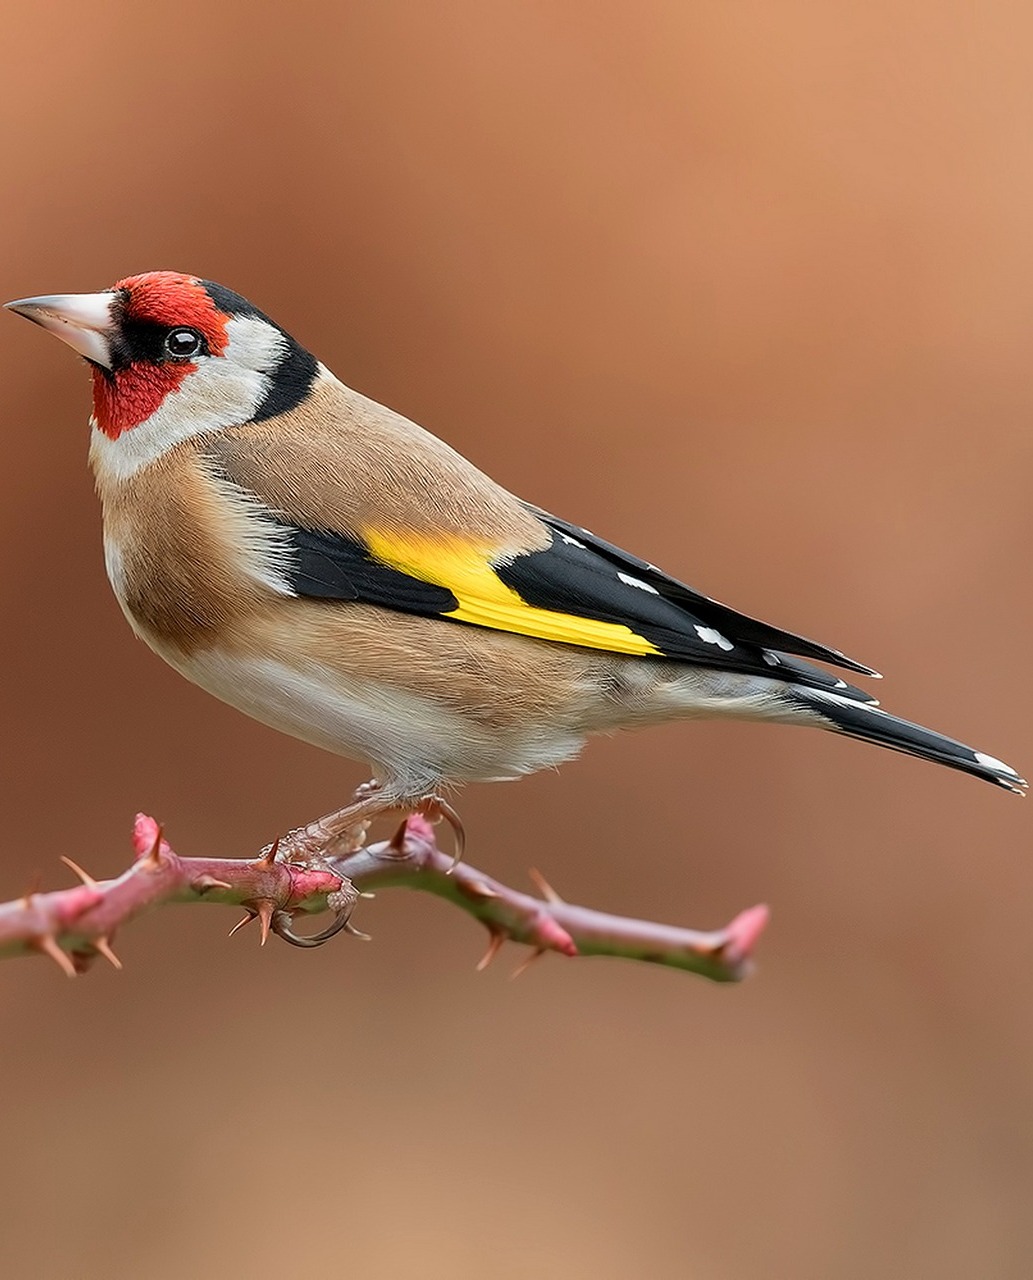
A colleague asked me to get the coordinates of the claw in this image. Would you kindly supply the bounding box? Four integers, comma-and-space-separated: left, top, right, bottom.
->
421, 796, 466, 873
271, 904, 356, 949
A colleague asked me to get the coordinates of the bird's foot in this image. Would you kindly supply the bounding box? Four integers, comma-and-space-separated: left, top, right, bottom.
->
271, 877, 365, 949
258, 820, 367, 950
417, 795, 466, 873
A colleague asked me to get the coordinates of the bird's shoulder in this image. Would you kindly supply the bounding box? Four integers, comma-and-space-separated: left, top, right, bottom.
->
204, 369, 546, 552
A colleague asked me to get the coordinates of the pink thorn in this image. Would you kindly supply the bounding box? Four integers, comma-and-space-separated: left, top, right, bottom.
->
532, 915, 579, 957
510, 947, 545, 979
132, 814, 165, 859
476, 930, 505, 972
724, 904, 770, 963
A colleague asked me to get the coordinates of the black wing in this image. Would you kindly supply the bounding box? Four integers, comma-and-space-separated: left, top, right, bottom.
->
529, 508, 879, 677
274, 513, 879, 702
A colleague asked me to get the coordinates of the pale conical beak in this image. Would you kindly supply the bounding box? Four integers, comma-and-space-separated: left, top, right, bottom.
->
4, 291, 119, 369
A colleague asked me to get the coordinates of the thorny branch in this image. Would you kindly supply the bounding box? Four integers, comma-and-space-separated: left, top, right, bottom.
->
0, 813, 768, 983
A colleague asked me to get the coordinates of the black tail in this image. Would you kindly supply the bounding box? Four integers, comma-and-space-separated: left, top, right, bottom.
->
786, 687, 1027, 794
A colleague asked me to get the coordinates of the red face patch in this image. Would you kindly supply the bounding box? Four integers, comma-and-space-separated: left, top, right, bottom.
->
91, 360, 192, 441
92, 271, 231, 440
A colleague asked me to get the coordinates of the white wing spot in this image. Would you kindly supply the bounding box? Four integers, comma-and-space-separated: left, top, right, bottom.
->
560, 533, 586, 548
618, 571, 660, 595
974, 751, 1019, 778
694, 625, 734, 651
807, 689, 888, 715
762, 651, 781, 666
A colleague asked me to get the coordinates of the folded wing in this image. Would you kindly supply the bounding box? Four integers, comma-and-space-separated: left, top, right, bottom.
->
202, 401, 878, 700
267, 505, 879, 701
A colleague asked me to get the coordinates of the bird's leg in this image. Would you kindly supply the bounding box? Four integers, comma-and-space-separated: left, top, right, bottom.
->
279, 782, 466, 872
260, 784, 386, 949
282, 780, 390, 859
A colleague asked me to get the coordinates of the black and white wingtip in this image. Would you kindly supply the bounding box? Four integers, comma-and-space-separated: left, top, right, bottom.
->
762, 651, 881, 704
969, 751, 1028, 796
787, 687, 1027, 795
828, 651, 882, 680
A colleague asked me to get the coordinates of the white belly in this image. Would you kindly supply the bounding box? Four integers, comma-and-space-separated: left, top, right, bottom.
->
157, 645, 586, 799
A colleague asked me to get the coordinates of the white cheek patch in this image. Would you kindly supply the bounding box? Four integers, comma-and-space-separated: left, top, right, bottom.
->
223, 314, 290, 373
89, 316, 288, 483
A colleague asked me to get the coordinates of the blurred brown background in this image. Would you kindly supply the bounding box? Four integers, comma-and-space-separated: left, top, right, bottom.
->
0, 3, 1031, 1277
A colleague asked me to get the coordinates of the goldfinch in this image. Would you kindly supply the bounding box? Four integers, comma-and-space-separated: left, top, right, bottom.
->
5, 272, 1025, 850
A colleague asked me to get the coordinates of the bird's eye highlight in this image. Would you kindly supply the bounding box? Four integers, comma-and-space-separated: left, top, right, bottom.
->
164, 328, 203, 359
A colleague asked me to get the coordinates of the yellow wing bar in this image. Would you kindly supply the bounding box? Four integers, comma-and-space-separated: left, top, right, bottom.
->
363, 528, 662, 657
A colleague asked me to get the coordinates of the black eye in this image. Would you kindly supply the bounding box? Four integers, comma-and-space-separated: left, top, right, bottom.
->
164, 328, 203, 359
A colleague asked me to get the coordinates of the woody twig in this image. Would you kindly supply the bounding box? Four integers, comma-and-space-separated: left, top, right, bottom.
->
0, 812, 767, 983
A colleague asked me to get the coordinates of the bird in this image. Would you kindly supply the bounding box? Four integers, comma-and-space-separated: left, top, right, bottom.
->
5, 270, 1025, 861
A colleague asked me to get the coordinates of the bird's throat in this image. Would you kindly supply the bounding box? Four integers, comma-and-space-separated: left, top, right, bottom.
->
91, 361, 194, 439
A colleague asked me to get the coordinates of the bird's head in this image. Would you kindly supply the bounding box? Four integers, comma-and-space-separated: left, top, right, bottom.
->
5, 271, 317, 448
